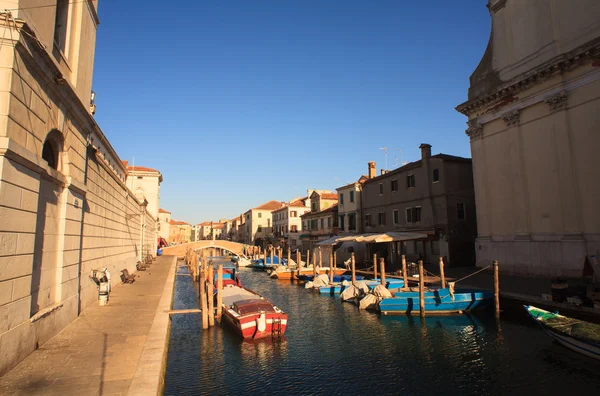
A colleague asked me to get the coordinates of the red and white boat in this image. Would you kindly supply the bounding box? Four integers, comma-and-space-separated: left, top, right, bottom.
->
220, 269, 288, 340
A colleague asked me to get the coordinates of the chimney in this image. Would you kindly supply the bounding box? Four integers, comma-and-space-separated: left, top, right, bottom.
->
380, 169, 385, 175
419, 143, 431, 159
368, 161, 376, 179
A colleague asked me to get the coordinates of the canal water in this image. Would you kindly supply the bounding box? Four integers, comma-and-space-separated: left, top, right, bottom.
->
164, 259, 600, 395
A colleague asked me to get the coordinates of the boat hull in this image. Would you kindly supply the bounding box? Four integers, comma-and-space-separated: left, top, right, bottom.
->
222, 308, 288, 340
525, 305, 600, 360
379, 289, 493, 315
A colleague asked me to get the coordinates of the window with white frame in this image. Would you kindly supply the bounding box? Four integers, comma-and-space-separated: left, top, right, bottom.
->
433, 168, 440, 183
407, 174, 415, 188
378, 212, 386, 225
393, 209, 399, 224
391, 179, 398, 192
350, 190, 355, 202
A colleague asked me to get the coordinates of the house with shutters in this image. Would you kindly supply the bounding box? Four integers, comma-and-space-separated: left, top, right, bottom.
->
360, 144, 476, 269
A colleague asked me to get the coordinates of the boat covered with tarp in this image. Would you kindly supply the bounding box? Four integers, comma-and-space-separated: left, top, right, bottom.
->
525, 305, 600, 360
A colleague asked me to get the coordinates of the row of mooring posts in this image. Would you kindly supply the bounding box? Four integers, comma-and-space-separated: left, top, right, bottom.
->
183, 248, 227, 330
346, 251, 500, 318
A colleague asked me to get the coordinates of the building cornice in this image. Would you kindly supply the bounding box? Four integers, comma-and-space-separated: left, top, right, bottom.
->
456, 37, 600, 117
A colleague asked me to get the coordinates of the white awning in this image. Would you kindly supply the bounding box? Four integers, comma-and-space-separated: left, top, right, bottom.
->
316, 232, 428, 245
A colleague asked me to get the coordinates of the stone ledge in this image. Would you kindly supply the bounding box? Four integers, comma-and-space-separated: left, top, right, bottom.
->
127, 255, 176, 396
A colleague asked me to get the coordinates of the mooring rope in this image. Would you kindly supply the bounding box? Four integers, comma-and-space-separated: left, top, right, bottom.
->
453, 265, 493, 284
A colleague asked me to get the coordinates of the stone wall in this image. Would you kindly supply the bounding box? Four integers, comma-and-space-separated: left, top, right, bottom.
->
0, 13, 157, 376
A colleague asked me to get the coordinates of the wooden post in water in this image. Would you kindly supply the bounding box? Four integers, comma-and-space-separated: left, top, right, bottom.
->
207, 265, 215, 327
306, 249, 310, 269
313, 251, 317, 278
295, 250, 301, 278
318, 248, 322, 271
493, 260, 500, 318
264, 250, 268, 266
439, 256, 446, 289
216, 264, 223, 322
373, 253, 378, 280
270, 248, 274, 267
402, 255, 408, 290
287, 248, 291, 267
380, 258, 386, 286
329, 253, 334, 284
200, 264, 208, 329
351, 252, 356, 286
333, 251, 336, 271
418, 260, 425, 317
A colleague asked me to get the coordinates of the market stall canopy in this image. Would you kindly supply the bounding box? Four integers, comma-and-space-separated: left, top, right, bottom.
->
316, 232, 428, 246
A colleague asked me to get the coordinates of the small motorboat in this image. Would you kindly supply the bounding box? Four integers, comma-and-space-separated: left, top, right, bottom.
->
219, 269, 288, 340
524, 305, 600, 360
378, 288, 493, 315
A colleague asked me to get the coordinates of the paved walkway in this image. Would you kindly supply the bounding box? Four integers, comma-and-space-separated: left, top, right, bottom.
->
0, 255, 177, 396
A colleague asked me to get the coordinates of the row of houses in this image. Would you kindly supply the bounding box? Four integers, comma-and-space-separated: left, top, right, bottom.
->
192, 143, 477, 270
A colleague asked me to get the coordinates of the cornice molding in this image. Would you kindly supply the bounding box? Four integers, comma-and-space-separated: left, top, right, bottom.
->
487, 0, 507, 13
456, 37, 600, 116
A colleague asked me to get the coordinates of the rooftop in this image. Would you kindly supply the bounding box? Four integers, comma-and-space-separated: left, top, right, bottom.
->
363, 153, 471, 184
253, 200, 285, 211
158, 208, 171, 214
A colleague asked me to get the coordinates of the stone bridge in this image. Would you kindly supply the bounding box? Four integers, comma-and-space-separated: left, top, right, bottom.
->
161, 240, 248, 257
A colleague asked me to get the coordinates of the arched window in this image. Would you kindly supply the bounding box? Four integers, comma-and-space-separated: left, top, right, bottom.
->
42, 129, 64, 171
42, 139, 58, 169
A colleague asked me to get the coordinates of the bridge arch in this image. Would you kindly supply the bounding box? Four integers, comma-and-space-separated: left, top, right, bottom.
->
161, 240, 249, 258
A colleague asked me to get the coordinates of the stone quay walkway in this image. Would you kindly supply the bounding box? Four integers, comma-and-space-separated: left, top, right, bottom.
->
0, 255, 177, 396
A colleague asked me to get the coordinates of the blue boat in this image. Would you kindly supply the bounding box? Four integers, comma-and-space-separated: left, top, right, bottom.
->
378, 288, 493, 315
247, 255, 286, 269
319, 278, 405, 295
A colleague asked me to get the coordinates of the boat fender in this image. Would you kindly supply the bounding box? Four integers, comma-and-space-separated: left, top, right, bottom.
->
257, 312, 267, 332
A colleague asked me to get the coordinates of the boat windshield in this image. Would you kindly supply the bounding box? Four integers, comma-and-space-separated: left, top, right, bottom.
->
234, 299, 276, 315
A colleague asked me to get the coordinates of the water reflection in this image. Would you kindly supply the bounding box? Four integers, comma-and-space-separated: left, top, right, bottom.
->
164, 260, 600, 396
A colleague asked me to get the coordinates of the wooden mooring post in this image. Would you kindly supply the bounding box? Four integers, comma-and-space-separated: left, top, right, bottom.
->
493, 260, 500, 318
373, 253, 378, 280
287, 248, 291, 267
216, 264, 223, 322
351, 252, 356, 286
313, 251, 318, 278
270, 248, 274, 267
200, 262, 208, 330
418, 260, 425, 317
329, 253, 334, 284
380, 257, 386, 286
207, 264, 215, 327
319, 248, 323, 270
402, 255, 408, 290
439, 256, 446, 289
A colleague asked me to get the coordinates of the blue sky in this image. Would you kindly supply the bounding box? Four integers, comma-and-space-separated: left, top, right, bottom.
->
92, 1, 491, 224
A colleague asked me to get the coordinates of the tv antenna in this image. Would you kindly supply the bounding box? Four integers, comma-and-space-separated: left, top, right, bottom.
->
380, 147, 388, 171
395, 148, 406, 166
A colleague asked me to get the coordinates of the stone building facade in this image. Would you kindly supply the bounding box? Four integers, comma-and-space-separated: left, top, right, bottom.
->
456, 0, 600, 276
0, 2, 157, 375
243, 200, 284, 246
361, 144, 476, 268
